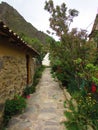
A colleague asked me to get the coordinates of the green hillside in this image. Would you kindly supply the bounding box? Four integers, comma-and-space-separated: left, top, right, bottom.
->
0, 2, 51, 52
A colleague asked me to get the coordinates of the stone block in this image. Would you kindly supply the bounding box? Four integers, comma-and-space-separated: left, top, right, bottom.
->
0, 60, 3, 71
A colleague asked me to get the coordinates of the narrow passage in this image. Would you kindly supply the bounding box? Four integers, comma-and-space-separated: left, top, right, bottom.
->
6, 68, 65, 130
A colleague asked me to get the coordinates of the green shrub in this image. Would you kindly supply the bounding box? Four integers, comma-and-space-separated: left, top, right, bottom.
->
23, 65, 45, 97
33, 65, 45, 86
23, 86, 36, 97
3, 95, 26, 126
64, 93, 98, 130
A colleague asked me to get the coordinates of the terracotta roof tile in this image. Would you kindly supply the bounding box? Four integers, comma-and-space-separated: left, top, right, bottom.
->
0, 21, 40, 56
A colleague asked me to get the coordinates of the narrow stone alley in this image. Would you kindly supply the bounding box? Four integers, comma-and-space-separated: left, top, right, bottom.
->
6, 68, 66, 130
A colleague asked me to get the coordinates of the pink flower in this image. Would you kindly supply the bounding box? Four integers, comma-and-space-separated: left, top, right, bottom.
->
26, 95, 30, 99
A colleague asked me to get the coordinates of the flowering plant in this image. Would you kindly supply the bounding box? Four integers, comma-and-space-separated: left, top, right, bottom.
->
64, 92, 98, 130
91, 83, 97, 93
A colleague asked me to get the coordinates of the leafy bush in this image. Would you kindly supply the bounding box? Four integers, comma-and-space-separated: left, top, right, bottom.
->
3, 95, 26, 126
23, 65, 45, 97
23, 86, 36, 97
64, 93, 98, 130
33, 65, 45, 86
44, 2, 98, 129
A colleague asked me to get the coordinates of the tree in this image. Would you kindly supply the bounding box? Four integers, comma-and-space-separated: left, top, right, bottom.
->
44, 0, 79, 39
44, 0, 96, 89
45, 1, 98, 129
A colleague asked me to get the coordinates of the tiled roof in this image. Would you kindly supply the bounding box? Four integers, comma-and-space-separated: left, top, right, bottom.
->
89, 14, 98, 38
0, 21, 40, 56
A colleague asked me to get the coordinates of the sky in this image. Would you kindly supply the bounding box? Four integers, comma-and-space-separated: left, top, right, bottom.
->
0, 0, 98, 39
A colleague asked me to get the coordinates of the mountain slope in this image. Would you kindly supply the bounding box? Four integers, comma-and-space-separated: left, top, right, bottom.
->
0, 2, 50, 45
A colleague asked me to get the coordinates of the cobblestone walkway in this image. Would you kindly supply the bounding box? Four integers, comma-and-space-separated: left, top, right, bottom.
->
6, 68, 66, 130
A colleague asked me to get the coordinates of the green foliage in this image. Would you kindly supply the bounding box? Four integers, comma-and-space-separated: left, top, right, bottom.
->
67, 78, 79, 93
23, 86, 36, 97
19, 33, 47, 61
20, 34, 43, 52
45, 1, 98, 129
23, 65, 45, 97
92, 77, 98, 85
74, 58, 98, 86
44, 0, 79, 37
64, 93, 98, 130
33, 65, 45, 86
20, 33, 52, 63
0, 2, 50, 45
74, 58, 82, 64
45, 0, 97, 93
3, 95, 26, 126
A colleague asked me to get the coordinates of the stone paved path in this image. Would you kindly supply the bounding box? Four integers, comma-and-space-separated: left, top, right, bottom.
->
6, 68, 66, 130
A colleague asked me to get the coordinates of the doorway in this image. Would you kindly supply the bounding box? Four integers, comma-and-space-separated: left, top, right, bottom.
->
26, 55, 30, 85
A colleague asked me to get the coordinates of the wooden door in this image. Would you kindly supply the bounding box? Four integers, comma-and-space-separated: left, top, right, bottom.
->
26, 55, 30, 85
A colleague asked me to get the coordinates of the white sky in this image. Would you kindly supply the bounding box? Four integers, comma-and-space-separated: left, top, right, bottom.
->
0, 0, 98, 38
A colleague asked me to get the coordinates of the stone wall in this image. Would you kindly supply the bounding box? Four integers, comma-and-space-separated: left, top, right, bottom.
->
0, 55, 27, 126
0, 56, 27, 103
0, 38, 36, 127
